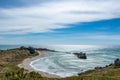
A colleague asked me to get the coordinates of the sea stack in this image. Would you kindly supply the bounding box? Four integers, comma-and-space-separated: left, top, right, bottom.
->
73, 52, 87, 59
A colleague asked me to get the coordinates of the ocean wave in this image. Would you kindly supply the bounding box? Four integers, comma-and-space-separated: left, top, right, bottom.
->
30, 45, 120, 77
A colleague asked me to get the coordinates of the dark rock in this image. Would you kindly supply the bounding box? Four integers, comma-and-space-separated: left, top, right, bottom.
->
105, 63, 113, 67
108, 63, 113, 66
28, 46, 36, 54
73, 52, 87, 59
78, 73, 81, 76
95, 67, 103, 69
114, 58, 120, 68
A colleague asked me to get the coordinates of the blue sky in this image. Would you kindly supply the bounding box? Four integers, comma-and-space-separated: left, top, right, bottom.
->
0, 0, 120, 45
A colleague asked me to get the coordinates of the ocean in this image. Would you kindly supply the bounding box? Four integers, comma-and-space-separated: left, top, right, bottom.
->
0, 45, 120, 77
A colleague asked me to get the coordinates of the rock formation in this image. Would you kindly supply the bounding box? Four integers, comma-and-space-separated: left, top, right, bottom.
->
114, 58, 120, 68
73, 52, 87, 59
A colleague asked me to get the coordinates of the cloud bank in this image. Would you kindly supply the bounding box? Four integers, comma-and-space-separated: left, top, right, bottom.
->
0, 0, 120, 34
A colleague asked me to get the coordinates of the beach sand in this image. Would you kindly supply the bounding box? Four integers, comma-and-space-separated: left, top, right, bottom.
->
18, 50, 61, 78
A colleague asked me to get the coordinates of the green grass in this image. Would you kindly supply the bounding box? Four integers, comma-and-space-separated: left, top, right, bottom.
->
0, 49, 120, 80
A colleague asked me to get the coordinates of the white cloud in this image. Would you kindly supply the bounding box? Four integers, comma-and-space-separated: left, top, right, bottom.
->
0, 0, 120, 34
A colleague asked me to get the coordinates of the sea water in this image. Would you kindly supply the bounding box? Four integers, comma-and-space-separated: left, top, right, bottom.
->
30, 45, 120, 77
0, 45, 120, 77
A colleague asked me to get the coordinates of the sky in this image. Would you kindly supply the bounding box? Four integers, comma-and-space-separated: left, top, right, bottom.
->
0, 0, 120, 45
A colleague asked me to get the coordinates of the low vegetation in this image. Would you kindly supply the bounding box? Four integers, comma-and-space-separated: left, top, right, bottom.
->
0, 48, 120, 80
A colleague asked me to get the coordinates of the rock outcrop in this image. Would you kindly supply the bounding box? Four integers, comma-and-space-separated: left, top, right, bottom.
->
28, 46, 36, 54
73, 52, 87, 59
114, 58, 120, 68
20, 46, 36, 54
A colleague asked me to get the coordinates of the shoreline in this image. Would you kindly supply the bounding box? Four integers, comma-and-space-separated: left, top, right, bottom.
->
17, 49, 118, 79
17, 50, 61, 78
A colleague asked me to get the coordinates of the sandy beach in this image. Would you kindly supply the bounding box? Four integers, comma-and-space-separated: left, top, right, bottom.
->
18, 50, 61, 78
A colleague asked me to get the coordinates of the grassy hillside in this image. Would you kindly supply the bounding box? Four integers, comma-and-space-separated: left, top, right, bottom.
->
0, 48, 120, 80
